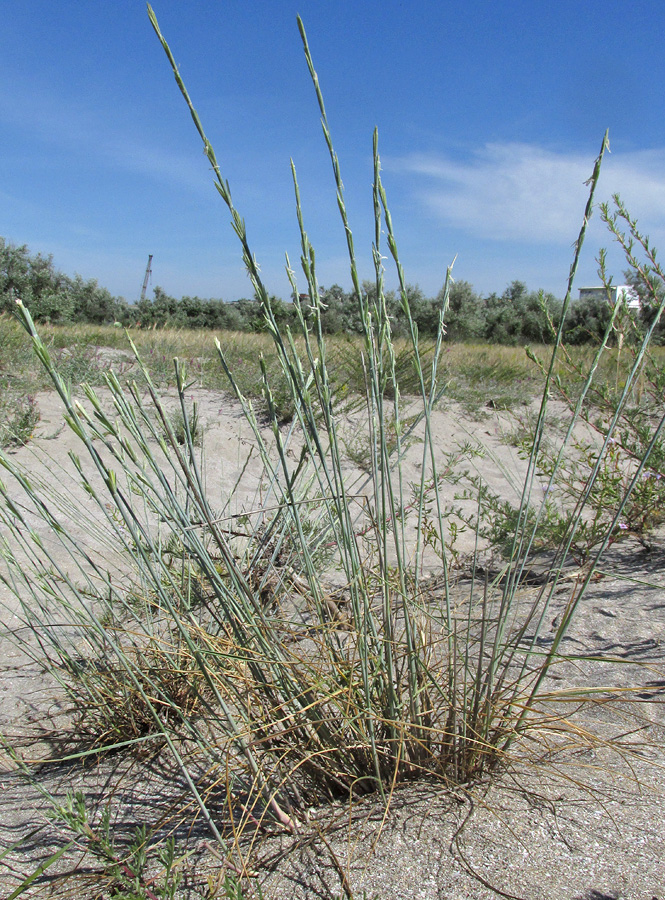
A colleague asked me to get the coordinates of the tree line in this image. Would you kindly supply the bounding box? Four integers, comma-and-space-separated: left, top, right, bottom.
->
2, 237, 660, 344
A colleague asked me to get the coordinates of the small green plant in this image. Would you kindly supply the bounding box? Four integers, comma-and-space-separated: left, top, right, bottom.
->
0, 393, 40, 449
48, 791, 182, 900
3, 775, 182, 900
216, 872, 263, 900
490, 262, 665, 562
529, 428, 665, 558
454, 380, 665, 565
343, 411, 417, 474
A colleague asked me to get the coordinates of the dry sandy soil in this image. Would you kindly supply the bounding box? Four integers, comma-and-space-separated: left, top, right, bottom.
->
0, 386, 663, 899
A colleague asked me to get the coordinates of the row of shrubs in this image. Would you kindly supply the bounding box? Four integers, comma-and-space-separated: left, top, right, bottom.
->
0, 238, 126, 326
2, 236, 659, 344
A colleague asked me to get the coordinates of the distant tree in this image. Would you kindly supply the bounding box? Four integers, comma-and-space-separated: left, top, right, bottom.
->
216, 302, 246, 331
481, 281, 560, 345
441, 280, 485, 341
267, 295, 297, 330
317, 285, 362, 334
518, 288, 561, 343
0, 239, 33, 312
562, 292, 613, 344
233, 296, 265, 331
134, 286, 179, 327
388, 284, 424, 337
623, 268, 665, 344
70, 274, 128, 324
1, 237, 127, 324
29, 288, 75, 323
407, 285, 439, 337
482, 282, 525, 344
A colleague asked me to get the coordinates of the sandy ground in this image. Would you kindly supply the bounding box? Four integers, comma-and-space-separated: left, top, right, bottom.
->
0, 385, 663, 899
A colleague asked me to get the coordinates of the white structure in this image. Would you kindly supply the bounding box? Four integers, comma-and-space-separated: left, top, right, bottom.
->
578, 285, 640, 309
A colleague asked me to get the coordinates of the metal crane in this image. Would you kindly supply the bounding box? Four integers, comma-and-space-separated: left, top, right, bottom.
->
139, 254, 153, 302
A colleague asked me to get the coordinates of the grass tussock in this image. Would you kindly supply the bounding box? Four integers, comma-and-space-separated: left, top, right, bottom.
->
1, 8, 664, 897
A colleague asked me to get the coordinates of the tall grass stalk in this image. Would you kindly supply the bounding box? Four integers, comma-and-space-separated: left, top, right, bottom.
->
1, 7, 662, 883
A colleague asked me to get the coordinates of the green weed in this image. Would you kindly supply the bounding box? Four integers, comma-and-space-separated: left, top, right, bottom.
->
0, 393, 40, 449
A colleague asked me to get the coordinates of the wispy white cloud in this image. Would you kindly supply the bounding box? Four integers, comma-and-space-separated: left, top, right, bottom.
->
0, 85, 209, 195
390, 143, 665, 246
601, 149, 665, 227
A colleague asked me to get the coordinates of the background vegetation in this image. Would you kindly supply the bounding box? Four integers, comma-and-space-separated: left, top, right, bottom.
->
5, 235, 661, 345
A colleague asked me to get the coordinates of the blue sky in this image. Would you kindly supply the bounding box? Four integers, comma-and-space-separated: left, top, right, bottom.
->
2, 0, 665, 304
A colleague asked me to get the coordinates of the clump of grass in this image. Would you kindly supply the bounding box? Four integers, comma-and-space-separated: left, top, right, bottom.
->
1, 7, 663, 892
65, 636, 210, 753
442, 344, 544, 415
166, 400, 202, 447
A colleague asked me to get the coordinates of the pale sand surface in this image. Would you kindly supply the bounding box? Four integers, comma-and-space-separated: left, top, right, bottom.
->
1, 387, 663, 898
